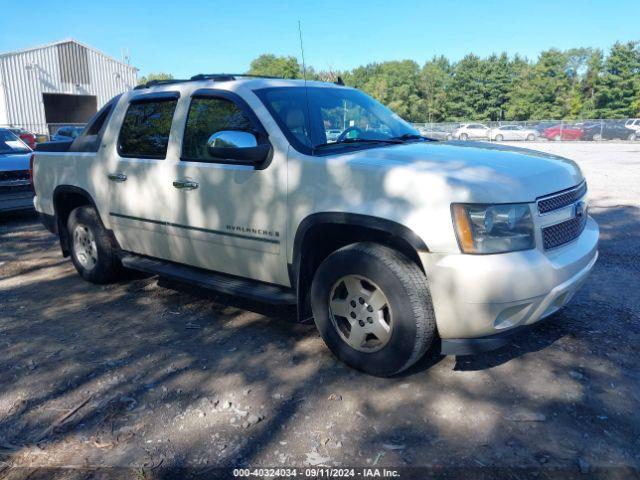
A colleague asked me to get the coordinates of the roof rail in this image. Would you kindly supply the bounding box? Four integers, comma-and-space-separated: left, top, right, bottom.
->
133, 73, 286, 90
190, 73, 283, 81
133, 78, 190, 90
190, 73, 236, 81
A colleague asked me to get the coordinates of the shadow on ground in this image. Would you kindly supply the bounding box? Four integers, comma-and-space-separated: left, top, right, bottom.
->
0, 205, 638, 476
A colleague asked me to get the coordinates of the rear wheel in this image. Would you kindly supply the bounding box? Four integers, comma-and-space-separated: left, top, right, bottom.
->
311, 243, 436, 377
68, 206, 121, 284
592, 133, 602, 141
459, 133, 468, 141
526, 133, 535, 141
628, 133, 637, 141
553, 134, 562, 141
495, 134, 503, 142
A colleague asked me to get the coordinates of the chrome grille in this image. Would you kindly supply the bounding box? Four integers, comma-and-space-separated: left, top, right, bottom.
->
542, 214, 587, 250
538, 182, 587, 214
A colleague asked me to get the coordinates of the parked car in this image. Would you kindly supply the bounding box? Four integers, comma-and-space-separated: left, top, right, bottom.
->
542, 124, 583, 141
531, 121, 558, 136
581, 121, 636, 141
489, 125, 538, 141
51, 126, 85, 141
8, 127, 36, 150
32, 74, 598, 377
452, 123, 490, 140
0, 129, 34, 214
624, 118, 640, 134
418, 126, 452, 141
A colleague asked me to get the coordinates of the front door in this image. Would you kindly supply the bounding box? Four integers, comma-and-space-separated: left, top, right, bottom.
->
157, 90, 289, 286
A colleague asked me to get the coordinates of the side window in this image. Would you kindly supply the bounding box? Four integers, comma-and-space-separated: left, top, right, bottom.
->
86, 104, 112, 135
182, 97, 254, 162
118, 99, 177, 159
69, 97, 120, 153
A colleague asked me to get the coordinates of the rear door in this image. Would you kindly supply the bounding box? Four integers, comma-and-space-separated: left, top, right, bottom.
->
511, 126, 526, 140
470, 124, 488, 139
105, 92, 182, 259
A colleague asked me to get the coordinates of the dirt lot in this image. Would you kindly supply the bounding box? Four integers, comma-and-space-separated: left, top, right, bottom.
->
1, 143, 639, 479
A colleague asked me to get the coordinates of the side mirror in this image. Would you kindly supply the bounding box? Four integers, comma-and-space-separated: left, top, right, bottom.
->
207, 130, 270, 164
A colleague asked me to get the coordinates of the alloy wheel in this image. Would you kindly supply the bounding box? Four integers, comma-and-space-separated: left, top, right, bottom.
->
328, 274, 393, 353
73, 224, 98, 270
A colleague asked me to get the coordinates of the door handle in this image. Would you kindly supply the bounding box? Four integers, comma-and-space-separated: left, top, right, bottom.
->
107, 172, 127, 182
172, 179, 199, 190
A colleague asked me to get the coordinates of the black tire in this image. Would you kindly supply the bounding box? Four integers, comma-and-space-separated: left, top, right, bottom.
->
310, 242, 436, 377
526, 134, 535, 141
628, 133, 637, 141
67, 206, 121, 284
495, 134, 503, 142
459, 133, 468, 141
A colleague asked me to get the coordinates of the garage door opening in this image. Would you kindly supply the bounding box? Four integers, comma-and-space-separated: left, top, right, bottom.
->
43, 93, 97, 134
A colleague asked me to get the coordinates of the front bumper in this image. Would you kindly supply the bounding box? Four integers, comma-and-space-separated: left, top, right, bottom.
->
420, 216, 599, 353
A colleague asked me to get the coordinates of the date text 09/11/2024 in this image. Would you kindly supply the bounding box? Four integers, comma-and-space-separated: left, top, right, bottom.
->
232, 467, 401, 477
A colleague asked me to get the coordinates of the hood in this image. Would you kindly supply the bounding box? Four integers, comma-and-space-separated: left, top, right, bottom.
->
0, 152, 31, 172
339, 140, 583, 203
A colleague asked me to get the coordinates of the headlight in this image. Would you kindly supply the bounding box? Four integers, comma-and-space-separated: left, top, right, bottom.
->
452, 203, 535, 254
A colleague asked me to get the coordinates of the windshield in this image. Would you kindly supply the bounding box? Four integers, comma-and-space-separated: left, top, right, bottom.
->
255, 86, 421, 154
0, 130, 30, 154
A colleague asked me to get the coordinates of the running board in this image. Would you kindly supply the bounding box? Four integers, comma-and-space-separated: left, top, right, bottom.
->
121, 254, 296, 305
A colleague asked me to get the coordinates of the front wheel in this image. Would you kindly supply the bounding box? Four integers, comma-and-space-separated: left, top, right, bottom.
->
68, 206, 121, 284
459, 133, 468, 141
526, 134, 535, 141
494, 134, 503, 142
311, 243, 436, 377
628, 133, 637, 141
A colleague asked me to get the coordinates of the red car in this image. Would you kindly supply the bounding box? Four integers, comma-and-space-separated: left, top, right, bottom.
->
543, 124, 583, 141
8, 128, 36, 149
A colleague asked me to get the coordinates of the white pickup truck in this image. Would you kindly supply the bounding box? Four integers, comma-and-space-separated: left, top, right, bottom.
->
32, 74, 599, 376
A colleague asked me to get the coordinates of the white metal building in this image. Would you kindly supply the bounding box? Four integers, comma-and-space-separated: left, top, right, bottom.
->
0, 39, 137, 134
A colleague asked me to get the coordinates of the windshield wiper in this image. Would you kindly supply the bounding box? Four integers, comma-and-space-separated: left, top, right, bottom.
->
390, 133, 437, 142
313, 138, 403, 150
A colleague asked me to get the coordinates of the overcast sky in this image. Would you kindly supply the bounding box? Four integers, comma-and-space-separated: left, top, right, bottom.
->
1, 0, 638, 77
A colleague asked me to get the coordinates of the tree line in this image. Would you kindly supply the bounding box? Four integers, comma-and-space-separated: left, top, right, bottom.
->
140, 41, 640, 123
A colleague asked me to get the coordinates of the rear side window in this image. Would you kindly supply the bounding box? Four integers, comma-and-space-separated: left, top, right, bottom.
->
118, 99, 177, 158
69, 96, 121, 153
85, 102, 113, 135
182, 97, 253, 161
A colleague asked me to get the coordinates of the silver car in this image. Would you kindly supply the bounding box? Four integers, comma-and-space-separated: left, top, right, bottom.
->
452, 123, 490, 140
418, 126, 452, 141
490, 125, 538, 141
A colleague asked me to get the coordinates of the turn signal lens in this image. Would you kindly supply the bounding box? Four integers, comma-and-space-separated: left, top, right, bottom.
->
452, 204, 474, 253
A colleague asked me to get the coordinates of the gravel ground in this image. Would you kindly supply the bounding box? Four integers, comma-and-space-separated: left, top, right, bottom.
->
0, 143, 639, 479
